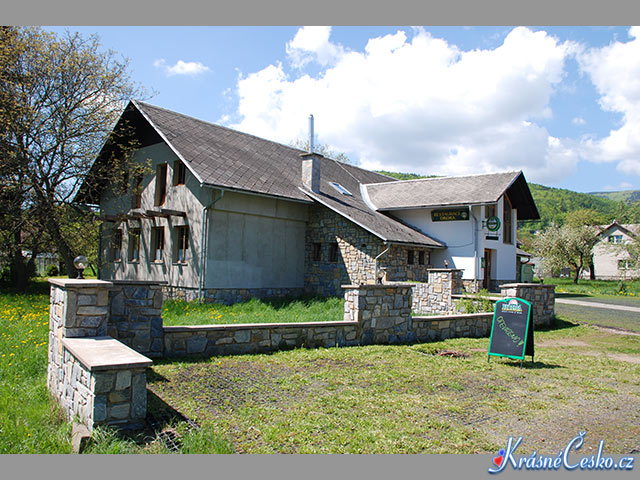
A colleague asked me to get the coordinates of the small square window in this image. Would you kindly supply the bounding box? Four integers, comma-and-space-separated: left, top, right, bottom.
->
151, 227, 164, 262
128, 228, 141, 262
312, 242, 322, 262
407, 250, 415, 265
328, 243, 339, 263
175, 226, 189, 263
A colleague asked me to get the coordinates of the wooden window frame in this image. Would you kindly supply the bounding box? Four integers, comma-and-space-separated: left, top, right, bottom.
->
111, 229, 122, 262
128, 228, 141, 263
503, 195, 513, 245
175, 226, 189, 264
151, 227, 164, 263
173, 161, 186, 186
418, 250, 425, 265
131, 174, 143, 209
407, 250, 415, 265
155, 163, 168, 207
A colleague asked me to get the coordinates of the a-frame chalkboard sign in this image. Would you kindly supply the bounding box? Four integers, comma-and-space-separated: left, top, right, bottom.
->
488, 297, 534, 367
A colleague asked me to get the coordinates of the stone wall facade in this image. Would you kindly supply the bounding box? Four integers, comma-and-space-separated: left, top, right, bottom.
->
500, 283, 556, 327
108, 281, 165, 357
304, 205, 432, 297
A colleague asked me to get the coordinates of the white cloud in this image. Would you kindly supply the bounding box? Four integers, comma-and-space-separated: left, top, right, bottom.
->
577, 27, 640, 175
286, 26, 344, 69
154, 58, 210, 76
572, 117, 586, 125
231, 26, 577, 184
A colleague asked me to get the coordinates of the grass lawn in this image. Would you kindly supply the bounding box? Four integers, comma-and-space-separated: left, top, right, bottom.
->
162, 296, 344, 326
550, 277, 640, 298
555, 303, 640, 333
1, 279, 639, 454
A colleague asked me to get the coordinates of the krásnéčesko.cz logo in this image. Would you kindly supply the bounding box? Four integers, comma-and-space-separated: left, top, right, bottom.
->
488, 432, 634, 473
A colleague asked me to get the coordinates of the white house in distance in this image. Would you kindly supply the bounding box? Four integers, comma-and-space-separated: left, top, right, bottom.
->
75, 101, 540, 302
586, 221, 640, 280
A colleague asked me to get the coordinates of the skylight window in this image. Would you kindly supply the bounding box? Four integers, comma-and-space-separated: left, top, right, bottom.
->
329, 182, 353, 196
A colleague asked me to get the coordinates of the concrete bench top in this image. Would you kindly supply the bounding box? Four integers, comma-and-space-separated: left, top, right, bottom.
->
49, 278, 114, 288
62, 336, 152, 371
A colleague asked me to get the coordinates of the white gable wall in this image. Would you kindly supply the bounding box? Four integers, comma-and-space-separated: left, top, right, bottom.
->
592, 225, 640, 279
390, 195, 518, 287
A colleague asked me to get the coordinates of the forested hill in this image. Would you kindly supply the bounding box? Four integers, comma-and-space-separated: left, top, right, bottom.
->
522, 183, 621, 231
590, 189, 640, 204
376, 171, 636, 232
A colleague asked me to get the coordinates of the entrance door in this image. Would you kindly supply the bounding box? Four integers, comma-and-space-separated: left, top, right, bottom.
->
483, 249, 492, 290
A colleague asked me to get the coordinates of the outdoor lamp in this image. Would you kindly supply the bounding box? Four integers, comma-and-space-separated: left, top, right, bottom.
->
74, 255, 89, 279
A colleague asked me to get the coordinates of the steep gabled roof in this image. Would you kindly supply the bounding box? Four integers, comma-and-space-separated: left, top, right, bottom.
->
597, 221, 640, 238
363, 171, 540, 220
77, 101, 444, 247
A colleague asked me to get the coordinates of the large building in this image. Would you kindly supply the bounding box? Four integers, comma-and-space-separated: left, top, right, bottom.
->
76, 101, 539, 303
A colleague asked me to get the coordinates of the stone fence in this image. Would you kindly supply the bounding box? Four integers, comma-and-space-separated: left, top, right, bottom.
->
48, 278, 555, 431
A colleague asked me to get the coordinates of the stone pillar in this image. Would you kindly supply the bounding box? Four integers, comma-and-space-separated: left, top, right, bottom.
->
47, 278, 153, 432
425, 269, 464, 314
500, 283, 556, 327
343, 284, 414, 345
107, 281, 165, 357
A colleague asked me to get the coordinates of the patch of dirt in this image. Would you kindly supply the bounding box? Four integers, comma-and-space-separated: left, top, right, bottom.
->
593, 326, 640, 337
537, 339, 591, 348
607, 353, 640, 364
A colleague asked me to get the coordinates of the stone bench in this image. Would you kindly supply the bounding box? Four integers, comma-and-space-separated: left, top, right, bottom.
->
57, 336, 152, 431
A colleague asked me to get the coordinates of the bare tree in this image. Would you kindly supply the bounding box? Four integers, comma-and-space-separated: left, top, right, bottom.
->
0, 27, 146, 282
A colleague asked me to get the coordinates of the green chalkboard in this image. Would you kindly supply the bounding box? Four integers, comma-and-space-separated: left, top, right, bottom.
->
488, 297, 534, 362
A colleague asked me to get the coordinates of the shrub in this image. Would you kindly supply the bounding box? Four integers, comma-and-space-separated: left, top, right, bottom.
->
455, 289, 495, 314
45, 265, 59, 277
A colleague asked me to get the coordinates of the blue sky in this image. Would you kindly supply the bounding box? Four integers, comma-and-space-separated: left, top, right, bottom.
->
47, 26, 640, 193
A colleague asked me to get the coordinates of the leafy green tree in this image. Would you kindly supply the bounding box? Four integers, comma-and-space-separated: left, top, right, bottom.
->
0, 27, 145, 284
533, 224, 598, 284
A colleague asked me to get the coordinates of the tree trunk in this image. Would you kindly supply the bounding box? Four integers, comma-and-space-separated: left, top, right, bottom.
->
589, 262, 595, 280
10, 229, 31, 291
40, 203, 78, 278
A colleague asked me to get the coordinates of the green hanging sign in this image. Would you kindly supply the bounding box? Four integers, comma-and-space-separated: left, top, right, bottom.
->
486, 216, 501, 232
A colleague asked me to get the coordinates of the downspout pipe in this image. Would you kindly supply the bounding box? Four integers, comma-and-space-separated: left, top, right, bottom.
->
374, 242, 391, 284
199, 188, 225, 301
470, 208, 480, 292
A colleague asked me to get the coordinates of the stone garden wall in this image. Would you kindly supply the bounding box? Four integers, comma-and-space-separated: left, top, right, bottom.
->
48, 277, 556, 431
400, 269, 464, 315
500, 283, 556, 327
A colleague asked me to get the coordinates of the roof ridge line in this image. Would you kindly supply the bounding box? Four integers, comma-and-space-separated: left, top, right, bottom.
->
363, 170, 522, 188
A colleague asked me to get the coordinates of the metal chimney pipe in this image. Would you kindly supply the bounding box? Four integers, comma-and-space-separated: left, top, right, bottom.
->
308, 114, 314, 153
